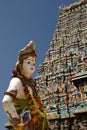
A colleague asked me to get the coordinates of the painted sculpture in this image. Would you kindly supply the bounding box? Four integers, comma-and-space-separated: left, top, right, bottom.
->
2, 41, 50, 130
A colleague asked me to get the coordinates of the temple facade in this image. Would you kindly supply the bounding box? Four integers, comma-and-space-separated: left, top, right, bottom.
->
5, 0, 87, 130
35, 0, 87, 130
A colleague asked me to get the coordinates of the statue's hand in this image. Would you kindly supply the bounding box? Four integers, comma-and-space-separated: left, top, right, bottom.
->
9, 117, 21, 129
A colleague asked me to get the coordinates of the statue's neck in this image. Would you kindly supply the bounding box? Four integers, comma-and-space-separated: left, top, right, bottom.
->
21, 69, 31, 80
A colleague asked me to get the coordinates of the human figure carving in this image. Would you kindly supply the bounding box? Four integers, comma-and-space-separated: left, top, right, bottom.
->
2, 41, 50, 130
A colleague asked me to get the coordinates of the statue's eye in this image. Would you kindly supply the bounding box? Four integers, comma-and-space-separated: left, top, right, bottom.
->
33, 63, 35, 66
27, 61, 30, 64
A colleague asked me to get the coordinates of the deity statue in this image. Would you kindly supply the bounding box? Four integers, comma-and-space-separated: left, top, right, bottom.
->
2, 41, 50, 130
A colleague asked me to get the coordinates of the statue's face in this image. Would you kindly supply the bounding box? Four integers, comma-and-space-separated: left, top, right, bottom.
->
22, 56, 36, 78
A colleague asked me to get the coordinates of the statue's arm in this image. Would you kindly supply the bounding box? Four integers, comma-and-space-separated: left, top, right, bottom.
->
2, 78, 22, 126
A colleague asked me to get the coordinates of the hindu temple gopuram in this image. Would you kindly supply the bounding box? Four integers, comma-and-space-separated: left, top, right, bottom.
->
35, 0, 87, 130
5, 0, 87, 130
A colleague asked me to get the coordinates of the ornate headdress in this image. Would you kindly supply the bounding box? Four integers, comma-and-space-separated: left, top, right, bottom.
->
15, 41, 37, 69
18, 41, 37, 61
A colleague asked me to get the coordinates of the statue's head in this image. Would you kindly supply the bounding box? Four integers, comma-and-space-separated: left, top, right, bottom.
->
16, 41, 37, 78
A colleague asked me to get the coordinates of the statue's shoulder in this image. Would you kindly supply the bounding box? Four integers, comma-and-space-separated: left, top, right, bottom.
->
8, 77, 23, 90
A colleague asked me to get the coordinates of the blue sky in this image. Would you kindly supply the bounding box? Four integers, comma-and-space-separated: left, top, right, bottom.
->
0, 0, 77, 129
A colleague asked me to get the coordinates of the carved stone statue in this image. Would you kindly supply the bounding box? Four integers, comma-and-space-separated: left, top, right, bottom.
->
2, 41, 50, 130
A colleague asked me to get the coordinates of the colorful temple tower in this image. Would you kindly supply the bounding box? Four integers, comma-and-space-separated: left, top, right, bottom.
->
5, 0, 87, 129
34, 0, 87, 129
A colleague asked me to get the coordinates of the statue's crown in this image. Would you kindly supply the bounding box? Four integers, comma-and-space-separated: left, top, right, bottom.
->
18, 41, 37, 61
